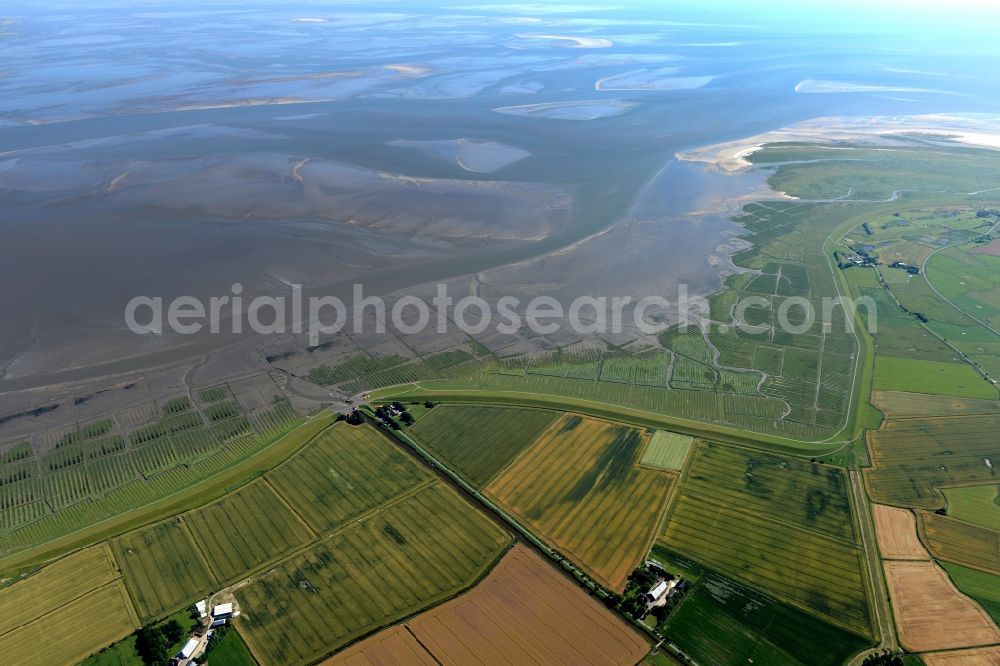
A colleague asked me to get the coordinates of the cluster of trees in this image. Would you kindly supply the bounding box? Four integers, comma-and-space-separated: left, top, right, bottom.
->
374, 402, 416, 428
861, 650, 905, 666
134, 619, 185, 666
889, 261, 920, 275
373, 405, 402, 429
338, 409, 364, 425
203, 625, 228, 659
612, 565, 682, 625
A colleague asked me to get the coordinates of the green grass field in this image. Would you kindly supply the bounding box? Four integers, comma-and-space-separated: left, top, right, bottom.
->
943, 484, 1000, 530
81, 608, 198, 666
639, 431, 694, 471
941, 561, 1000, 625
235, 482, 509, 665
873, 356, 997, 399
266, 424, 430, 534
206, 628, 257, 666
81, 634, 143, 666
665, 570, 871, 666
112, 518, 218, 620
407, 405, 559, 486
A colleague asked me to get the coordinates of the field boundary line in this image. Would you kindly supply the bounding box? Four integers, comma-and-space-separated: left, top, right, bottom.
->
259, 476, 320, 541
875, 411, 1000, 421
916, 511, 1000, 577
310, 478, 440, 546
921, 217, 1000, 338
407, 404, 561, 488
367, 411, 672, 658
307, 536, 514, 665
177, 516, 222, 590
101, 540, 143, 628
651, 440, 699, 543
403, 625, 444, 666
0, 577, 133, 639
178, 477, 446, 655
231, 476, 439, 595
481, 411, 569, 486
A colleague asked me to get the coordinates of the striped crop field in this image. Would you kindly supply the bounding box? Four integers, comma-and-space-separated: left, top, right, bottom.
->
921, 512, 1000, 575
486, 414, 672, 591
871, 390, 1000, 419
680, 442, 855, 540
639, 431, 694, 471
235, 482, 510, 666
664, 572, 871, 666
660, 444, 871, 636
111, 518, 218, 620
183, 479, 315, 584
0, 580, 138, 666
266, 423, 430, 534
0, 545, 138, 666
865, 415, 1000, 508
408, 405, 560, 486
0, 544, 121, 629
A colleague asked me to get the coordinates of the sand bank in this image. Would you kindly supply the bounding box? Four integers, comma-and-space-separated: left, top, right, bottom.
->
795, 79, 967, 96
510, 33, 613, 48
677, 114, 1000, 172
494, 100, 636, 120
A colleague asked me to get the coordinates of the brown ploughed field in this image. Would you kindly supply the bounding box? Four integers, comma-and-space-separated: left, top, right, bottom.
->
324, 546, 649, 665
884, 560, 1000, 652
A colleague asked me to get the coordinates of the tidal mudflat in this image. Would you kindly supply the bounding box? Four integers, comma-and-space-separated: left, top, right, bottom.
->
2, 0, 999, 418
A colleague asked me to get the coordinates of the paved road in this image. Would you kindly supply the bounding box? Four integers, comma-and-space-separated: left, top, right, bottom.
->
848, 468, 898, 664
919, 218, 1000, 341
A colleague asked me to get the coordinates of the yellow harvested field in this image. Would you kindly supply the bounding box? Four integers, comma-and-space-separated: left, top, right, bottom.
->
923, 646, 1000, 665
0, 579, 138, 666
884, 560, 1000, 652
327, 627, 437, 666
0, 544, 119, 630
486, 415, 672, 591
871, 391, 1000, 419
921, 512, 1000, 575
325, 547, 649, 665
872, 505, 928, 560
0, 543, 139, 665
